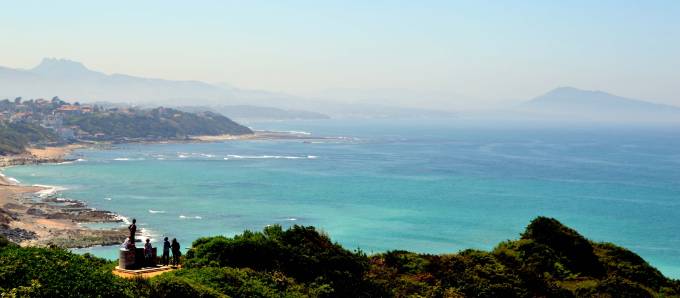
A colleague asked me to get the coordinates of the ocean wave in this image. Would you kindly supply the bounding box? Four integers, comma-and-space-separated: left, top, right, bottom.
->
104, 197, 113, 201
113, 157, 145, 161
175, 153, 217, 159
148, 209, 166, 214
138, 227, 157, 242
7, 177, 21, 184
33, 184, 68, 198
179, 215, 202, 219
271, 130, 312, 135
114, 214, 131, 225
224, 154, 317, 160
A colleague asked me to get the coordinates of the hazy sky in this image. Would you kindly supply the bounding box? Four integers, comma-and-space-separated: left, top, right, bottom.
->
1, 1, 678, 107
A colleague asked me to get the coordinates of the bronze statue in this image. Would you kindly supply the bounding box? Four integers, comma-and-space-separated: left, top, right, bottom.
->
128, 218, 137, 242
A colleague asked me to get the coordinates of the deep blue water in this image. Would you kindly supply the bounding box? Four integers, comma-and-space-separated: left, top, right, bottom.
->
4, 119, 680, 277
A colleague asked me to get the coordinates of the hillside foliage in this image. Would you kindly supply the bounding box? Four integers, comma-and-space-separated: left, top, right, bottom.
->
64, 108, 252, 140
0, 122, 58, 155
1, 217, 679, 297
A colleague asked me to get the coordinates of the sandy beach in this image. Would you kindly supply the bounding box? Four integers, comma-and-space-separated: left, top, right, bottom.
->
27, 144, 85, 160
0, 144, 127, 248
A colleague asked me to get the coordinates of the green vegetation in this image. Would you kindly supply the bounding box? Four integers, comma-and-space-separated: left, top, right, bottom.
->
0, 122, 58, 155
64, 108, 252, 140
0, 97, 252, 154
0, 241, 132, 297
1, 217, 679, 297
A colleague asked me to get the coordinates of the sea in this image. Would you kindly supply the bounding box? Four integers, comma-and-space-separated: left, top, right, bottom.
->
4, 119, 680, 278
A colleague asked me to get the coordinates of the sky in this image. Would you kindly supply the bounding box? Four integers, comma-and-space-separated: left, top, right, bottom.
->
1, 1, 678, 108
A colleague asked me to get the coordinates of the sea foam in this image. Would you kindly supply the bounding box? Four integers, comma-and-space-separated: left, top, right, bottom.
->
224, 154, 317, 160
33, 184, 68, 198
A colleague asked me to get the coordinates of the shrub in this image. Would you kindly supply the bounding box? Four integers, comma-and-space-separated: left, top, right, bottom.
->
186, 225, 380, 297
521, 217, 604, 277
0, 246, 133, 297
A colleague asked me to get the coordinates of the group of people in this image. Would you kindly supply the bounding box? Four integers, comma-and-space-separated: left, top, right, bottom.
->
122, 218, 182, 267
159, 237, 181, 266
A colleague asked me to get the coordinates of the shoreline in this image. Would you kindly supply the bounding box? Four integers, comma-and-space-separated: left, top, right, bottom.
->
0, 144, 128, 248
0, 131, 319, 249
0, 174, 128, 248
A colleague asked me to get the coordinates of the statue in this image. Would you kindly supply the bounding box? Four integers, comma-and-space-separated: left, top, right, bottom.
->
119, 218, 138, 269
128, 218, 137, 243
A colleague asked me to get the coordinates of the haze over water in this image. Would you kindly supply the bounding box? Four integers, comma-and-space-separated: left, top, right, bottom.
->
5, 119, 680, 277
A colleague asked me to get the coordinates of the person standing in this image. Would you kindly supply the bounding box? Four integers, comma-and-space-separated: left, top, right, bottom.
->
171, 238, 181, 267
162, 237, 171, 266
144, 238, 153, 267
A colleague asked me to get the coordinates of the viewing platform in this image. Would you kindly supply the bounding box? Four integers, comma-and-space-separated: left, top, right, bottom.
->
113, 265, 179, 279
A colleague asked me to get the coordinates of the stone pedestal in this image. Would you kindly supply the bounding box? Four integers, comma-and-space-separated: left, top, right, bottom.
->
135, 248, 145, 268
119, 249, 136, 269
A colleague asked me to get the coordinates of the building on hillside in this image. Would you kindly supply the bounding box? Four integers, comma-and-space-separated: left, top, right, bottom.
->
80, 105, 94, 113
56, 105, 82, 116
10, 112, 32, 122
41, 114, 64, 129
58, 127, 76, 141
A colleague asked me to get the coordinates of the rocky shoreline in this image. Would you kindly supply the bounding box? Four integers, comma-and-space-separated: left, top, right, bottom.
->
0, 132, 318, 249
0, 145, 128, 249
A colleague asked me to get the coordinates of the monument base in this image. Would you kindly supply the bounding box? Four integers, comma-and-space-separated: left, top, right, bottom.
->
118, 249, 136, 269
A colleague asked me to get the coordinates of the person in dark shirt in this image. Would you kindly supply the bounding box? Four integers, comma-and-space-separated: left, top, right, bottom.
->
171, 238, 181, 266
162, 237, 171, 266
143, 238, 153, 267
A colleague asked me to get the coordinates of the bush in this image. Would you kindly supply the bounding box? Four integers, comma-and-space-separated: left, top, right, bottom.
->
150, 275, 223, 298
0, 246, 133, 297
521, 217, 604, 277
153, 267, 330, 298
186, 225, 381, 297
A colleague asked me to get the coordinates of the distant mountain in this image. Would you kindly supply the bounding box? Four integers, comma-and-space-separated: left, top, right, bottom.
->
0, 58, 463, 119
521, 87, 680, 122
1, 58, 221, 104
0, 58, 302, 107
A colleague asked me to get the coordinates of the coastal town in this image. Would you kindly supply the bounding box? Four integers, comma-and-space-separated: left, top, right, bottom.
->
0, 96, 253, 157
2, 96, 112, 142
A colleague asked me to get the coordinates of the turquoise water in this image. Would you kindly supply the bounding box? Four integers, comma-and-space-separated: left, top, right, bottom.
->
4, 119, 680, 277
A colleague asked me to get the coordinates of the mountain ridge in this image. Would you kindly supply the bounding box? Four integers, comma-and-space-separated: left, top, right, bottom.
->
0, 58, 292, 106
520, 86, 680, 122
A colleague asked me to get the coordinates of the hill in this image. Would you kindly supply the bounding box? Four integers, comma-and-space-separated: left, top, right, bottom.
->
1, 216, 678, 297
0, 98, 252, 155
521, 87, 680, 122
